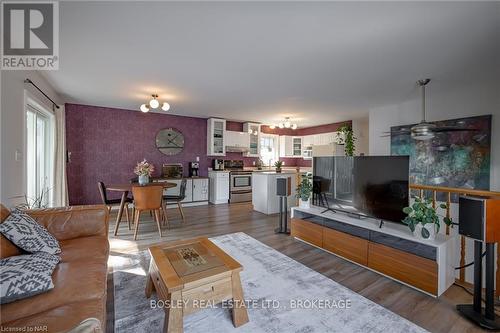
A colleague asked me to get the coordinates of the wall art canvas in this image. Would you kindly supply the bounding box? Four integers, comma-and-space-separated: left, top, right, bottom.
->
390, 115, 491, 193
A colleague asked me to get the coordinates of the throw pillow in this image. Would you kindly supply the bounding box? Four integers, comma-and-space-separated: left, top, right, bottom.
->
0, 212, 61, 255
0, 252, 60, 304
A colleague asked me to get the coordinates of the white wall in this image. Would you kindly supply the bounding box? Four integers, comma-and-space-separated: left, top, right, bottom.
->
369, 79, 500, 190
352, 116, 369, 156
1, 71, 63, 207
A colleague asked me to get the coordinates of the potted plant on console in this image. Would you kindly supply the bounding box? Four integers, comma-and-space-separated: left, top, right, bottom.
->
402, 196, 452, 240
274, 160, 283, 173
134, 159, 155, 185
296, 173, 313, 209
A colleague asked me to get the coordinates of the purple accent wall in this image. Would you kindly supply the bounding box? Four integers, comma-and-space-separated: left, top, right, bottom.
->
65, 104, 350, 204
65, 104, 258, 205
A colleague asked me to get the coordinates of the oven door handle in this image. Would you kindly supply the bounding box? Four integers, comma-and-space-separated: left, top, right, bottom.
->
231, 190, 252, 194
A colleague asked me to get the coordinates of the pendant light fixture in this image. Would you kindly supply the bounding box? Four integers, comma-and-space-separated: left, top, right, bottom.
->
411, 79, 436, 140
140, 94, 171, 113
270, 117, 298, 130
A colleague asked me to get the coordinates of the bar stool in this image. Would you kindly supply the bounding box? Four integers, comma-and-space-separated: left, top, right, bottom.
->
131, 185, 164, 240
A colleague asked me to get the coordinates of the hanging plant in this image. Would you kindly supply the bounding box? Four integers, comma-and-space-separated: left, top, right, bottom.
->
338, 124, 356, 156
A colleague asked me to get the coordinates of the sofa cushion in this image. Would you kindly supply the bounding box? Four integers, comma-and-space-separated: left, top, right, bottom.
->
59, 236, 109, 263
1, 258, 107, 323
0, 252, 60, 304
0, 212, 61, 255
0, 205, 22, 259
1, 298, 106, 333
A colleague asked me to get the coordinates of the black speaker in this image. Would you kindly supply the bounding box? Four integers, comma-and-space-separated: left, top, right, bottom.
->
459, 196, 500, 243
457, 196, 500, 329
276, 177, 291, 197
459, 196, 485, 241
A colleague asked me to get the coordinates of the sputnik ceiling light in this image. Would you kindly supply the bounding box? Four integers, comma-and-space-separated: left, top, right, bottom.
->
269, 117, 298, 130
140, 94, 170, 113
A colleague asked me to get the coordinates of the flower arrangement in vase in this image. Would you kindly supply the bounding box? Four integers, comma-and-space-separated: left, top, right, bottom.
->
134, 159, 155, 185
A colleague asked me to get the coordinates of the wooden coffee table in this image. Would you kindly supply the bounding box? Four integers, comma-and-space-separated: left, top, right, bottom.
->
145, 237, 249, 333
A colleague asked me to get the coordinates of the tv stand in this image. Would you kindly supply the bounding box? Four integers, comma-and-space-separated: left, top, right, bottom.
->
321, 207, 337, 214
290, 206, 456, 297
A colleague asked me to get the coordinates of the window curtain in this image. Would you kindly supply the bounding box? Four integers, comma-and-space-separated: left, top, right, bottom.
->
52, 104, 68, 206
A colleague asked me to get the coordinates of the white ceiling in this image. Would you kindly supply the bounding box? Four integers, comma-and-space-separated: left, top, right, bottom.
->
42, 1, 500, 127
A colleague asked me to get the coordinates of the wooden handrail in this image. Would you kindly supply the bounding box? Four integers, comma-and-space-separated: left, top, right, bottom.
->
409, 184, 500, 198
408, 183, 500, 297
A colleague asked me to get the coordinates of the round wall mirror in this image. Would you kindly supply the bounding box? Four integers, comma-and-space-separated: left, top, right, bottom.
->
156, 128, 184, 155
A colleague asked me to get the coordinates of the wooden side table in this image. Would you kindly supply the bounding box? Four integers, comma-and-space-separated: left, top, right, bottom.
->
145, 237, 249, 333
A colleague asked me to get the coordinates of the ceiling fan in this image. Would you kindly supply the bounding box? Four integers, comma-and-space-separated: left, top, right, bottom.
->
381, 79, 478, 140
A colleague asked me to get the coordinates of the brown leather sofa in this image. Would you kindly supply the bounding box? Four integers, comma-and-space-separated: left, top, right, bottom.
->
0, 204, 110, 333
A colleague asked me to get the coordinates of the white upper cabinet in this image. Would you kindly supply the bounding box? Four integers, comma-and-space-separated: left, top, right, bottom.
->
279, 136, 293, 157
207, 118, 226, 156
302, 135, 314, 148
292, 137, 302, 157
279, 136, 302, 157
243, 123, 261, 157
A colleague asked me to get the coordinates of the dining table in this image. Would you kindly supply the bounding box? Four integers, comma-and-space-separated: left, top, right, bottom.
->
106, 181, 177, 236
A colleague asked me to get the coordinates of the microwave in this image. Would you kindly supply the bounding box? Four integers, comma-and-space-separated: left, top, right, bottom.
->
162, 163, 183, 178
303, 148, 313, 159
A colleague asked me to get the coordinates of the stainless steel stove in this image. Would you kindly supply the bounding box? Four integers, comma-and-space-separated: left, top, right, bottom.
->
224, 160, 252, 203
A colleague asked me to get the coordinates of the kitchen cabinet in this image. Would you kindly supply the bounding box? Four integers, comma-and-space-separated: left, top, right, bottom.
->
292, 137, 302, 156
302, 135, 314, 148
252, 171, 297, 214
208, 171, 230, 204
243, 122, 261, 157
279, 136, 302, 157
225, 130, 250, 149
192, 178, 209, 201
279, 136, 293, 157
153, 178, 210, 207
207, 118, 226, 156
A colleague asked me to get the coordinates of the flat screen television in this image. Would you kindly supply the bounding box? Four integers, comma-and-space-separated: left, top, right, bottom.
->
312, 156, 409, 223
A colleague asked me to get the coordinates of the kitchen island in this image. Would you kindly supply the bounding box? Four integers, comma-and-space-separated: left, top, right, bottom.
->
252, 171, 297, 215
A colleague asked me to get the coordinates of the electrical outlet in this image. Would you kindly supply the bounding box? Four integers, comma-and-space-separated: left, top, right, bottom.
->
15, 150, 22, 161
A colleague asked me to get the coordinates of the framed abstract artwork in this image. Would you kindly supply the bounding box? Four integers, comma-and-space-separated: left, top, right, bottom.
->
390, 115, 491, 195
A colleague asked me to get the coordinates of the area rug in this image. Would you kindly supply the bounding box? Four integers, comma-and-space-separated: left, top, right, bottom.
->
112, 232, 427, 333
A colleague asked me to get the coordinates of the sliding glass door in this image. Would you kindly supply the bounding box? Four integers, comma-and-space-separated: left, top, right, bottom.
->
26, 103, 54, 207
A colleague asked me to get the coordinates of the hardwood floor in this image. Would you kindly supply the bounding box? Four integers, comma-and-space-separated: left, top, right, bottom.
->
107, 202, 486, 333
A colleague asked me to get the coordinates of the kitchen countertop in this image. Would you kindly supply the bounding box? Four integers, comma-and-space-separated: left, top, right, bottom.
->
252, 171, 297, 175
247, 168, 312, 173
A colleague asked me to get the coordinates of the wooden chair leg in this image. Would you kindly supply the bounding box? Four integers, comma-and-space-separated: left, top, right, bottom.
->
154, 210, 162, 238
133, 210, 141, 240
107, 206, 112, 215
132, 207, 136, 226
125, 204, 131, 230
177, 202, 185, 223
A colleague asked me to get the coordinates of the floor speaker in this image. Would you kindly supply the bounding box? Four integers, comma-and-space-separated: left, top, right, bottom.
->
459, 196, 500, 242
457, 196, 500, 330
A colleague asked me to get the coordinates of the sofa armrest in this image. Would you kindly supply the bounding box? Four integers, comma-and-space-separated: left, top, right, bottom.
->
26, 205, 109, 241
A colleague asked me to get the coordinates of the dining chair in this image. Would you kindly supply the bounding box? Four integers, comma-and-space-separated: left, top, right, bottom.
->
131, 185, 164, 240
163, 178, 186, 223
97, 181, 132, 229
